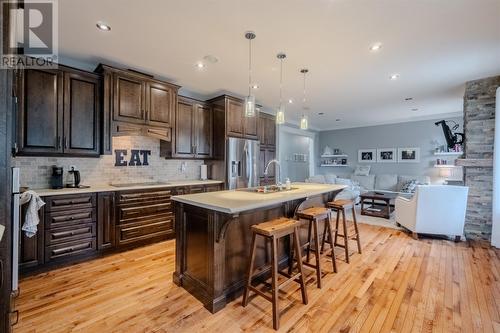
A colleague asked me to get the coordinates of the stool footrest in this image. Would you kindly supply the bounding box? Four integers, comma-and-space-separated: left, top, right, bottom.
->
247, 285, 273, 302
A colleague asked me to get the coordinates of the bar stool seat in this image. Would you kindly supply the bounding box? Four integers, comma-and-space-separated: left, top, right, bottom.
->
326, 199, 362, 263
295, 206, 337, 289
242, 217, 308, 330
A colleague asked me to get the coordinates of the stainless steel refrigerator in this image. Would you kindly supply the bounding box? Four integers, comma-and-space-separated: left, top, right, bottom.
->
11, 167, 20, 294
226, 138, 260, 189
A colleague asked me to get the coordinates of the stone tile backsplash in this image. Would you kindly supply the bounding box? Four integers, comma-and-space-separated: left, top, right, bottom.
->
11, 136, 205, 189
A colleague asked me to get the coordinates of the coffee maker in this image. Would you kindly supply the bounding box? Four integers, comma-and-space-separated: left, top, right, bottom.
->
51, 166, 64, 189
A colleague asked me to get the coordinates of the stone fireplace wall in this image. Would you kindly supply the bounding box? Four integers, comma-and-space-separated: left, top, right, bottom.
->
463, 75, 500, 240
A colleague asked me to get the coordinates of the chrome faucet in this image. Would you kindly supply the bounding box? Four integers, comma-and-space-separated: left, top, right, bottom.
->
264, 159, 281, 187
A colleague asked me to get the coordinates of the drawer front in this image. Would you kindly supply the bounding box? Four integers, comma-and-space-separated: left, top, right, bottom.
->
117, 218, 174, 245
205, 184, 222, 192
45, 223, 96, 245
45, 208, 95, 229
44, 193, 96, 212
119, 202, 172, 222
45, 238, 96, 262
117, 189, 172, 206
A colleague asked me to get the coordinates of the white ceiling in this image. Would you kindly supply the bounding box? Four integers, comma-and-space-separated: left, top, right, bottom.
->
59, 0, 500, 131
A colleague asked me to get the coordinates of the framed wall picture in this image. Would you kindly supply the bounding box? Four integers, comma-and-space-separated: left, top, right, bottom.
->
358, 149, 376, 163
398, 147, 420, 163
377, 148, 397, 163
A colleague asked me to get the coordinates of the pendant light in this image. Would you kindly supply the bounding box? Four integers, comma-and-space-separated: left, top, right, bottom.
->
275, 53, 286, 124
300, 68, 309, 130
244, 31, 256, 117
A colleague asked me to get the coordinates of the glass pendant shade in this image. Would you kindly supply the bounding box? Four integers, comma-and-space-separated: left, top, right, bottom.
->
300, 114, 308, 130
276, 106, 285, 124
245, 95, 256, 117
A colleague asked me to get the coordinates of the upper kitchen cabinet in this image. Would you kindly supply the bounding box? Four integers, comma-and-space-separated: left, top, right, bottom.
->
209, 95, 259, 140
160, 96, 213, 159
258, 112, 276, 148
96, 64, 179, 151
15, 66, 100, 157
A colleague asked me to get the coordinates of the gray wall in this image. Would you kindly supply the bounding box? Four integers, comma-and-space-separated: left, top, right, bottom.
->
280, 132, 311, 181
316, 116, 463, 182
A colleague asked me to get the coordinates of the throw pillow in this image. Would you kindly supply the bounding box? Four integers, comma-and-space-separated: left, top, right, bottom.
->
400, 180, 418, 193
354, 165, 371, 176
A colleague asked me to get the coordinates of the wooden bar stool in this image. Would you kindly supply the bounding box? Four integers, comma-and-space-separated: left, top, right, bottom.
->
326, 199, 361, 263
295, 206, 337, 289
242, 217, 308, 330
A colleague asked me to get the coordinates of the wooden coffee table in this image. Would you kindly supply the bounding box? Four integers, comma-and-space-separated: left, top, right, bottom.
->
359, 191, 398, 219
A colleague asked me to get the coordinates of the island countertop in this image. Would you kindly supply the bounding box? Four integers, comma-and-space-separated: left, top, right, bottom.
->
171, 182, 347, 214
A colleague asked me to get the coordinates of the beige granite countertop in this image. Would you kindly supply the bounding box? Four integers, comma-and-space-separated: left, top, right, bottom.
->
31, 180, 224, 197
171, 183, 347, 214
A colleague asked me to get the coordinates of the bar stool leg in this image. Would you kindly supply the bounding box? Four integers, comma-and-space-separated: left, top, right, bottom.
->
242, 233, 257, 307
334, 209, 340, 247
271, 235, 279, 330
312, 218, 322, 288
293, 227, 308, 305
325, 214, 338, 273
352, 206, 362, 254
306, 219, 313, 263
320, 218, 328, 254
341, 208, 349, 263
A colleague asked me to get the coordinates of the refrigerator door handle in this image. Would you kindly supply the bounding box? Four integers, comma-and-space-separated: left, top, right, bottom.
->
12, 193, 20, 292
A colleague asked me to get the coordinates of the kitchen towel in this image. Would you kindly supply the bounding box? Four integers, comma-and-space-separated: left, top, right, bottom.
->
20, 190, 45, 238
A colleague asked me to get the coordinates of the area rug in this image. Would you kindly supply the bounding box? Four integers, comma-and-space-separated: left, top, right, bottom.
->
342, 205, 402, 230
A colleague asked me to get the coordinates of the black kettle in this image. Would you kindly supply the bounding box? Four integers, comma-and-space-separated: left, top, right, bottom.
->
66, 166, 81, 188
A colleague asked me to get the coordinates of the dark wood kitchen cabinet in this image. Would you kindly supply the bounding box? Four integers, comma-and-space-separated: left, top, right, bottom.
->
19, 206, 45, 270
209, 95, 259, 140
97, 64, 179, 148
15, 66, 101, 157
258, 113, 277, 185
161, 97, 212, 159
97, 192, 115, 250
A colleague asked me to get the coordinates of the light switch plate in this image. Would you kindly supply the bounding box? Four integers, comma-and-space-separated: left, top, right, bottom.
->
0, 224, 4, 242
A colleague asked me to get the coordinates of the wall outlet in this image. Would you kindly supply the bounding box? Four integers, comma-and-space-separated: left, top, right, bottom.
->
180, 162, 187, 173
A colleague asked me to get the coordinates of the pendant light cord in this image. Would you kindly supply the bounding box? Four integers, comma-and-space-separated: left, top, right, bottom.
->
248, 38, 252, 96
279, 58, 283, 107
303, 71, 307, 113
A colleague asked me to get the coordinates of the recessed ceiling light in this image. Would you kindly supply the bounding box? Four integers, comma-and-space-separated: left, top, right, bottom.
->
369, 43, 382, 52
195, 62, 205, 69
390, 73, 400, 80
411, 108, 419, 111
288, 99, 293, 104
318, 112, 324, 115
335, 118, 341, 122
405, 97, 413, 101
203, 55, 219, 64
96, 22, 111, 31
251, 84, 259, 89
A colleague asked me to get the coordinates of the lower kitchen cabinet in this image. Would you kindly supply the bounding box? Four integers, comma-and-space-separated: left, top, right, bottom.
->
97, 192, 115, 250
19, 183, 223, 275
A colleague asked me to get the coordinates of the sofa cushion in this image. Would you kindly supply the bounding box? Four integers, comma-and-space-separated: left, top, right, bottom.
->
351, 174, 375, 190
354, 165, 371, 176
324, 173, 337, 184
375, 174, 398, 191
306, 175, 326, 184
400, 180, 418, 193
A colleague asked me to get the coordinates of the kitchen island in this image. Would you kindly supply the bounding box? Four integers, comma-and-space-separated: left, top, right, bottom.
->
172, 183, 346, 312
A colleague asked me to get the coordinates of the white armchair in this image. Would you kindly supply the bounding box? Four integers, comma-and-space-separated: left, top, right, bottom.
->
395, 185, 469, 240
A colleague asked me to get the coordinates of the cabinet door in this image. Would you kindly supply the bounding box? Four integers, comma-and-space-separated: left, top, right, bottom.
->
243, 110, 258, 139
113, 73, 146, 124
97, 192, 115, 250
226, 99, 244, 137
265, 116, 276, 147
194, 104, 212, 158
19, 206, 44, 270
259, 148, 266, 179
63, 71, 100, 156
146, 81, 175, 128
258, 115, 266, 144
17, 68, 63, 154
175, 99, 195, 157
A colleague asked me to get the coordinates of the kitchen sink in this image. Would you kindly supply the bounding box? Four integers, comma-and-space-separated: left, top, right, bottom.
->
237, 185, 299, 194
110, 181, 171, 188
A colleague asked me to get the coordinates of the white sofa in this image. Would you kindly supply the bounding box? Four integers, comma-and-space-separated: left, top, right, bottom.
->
395, 185, 469, 240
306, 173, 431, 202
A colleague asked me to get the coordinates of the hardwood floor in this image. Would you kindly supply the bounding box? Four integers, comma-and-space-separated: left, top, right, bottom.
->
14, 224, 500, 333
